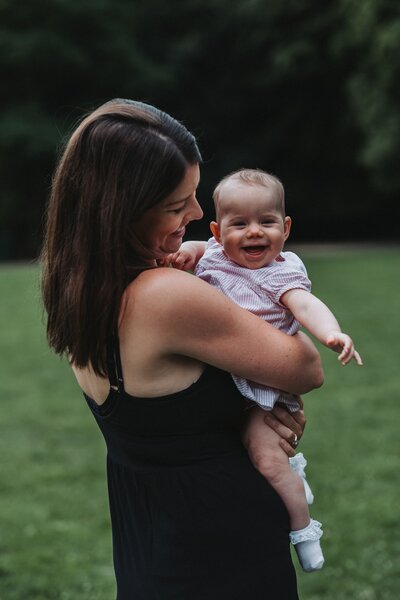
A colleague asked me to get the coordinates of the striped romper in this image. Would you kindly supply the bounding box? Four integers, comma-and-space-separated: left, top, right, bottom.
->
195, 237, 311, 412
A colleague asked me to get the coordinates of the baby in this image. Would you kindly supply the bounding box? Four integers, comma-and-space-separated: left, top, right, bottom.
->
166, 169, 362, 572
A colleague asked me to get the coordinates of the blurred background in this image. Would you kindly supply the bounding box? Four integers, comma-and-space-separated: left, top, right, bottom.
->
1, 2, 399, 599
1, 0, 399, 259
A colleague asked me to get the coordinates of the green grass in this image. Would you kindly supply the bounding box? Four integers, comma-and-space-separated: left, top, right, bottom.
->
293, 249, 400, 600
0, 265, 114, 599
1, 250, 399, 599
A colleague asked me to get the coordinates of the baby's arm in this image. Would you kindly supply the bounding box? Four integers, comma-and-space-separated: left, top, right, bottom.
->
160, 240, 206, 271
282, 289, 363, 366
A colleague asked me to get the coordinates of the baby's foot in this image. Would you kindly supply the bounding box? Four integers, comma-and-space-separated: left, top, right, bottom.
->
289, 452, 314, 504
290, 519, 324, 572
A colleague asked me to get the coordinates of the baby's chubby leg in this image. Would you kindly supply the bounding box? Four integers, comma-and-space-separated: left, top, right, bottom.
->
242, 406, 324, 572
242, 405, 310, 531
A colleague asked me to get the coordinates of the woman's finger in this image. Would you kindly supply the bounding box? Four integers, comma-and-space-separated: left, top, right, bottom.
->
291, 409, 307, 436
279, 438, 296, 458
268, 405, 304, 439
263, 412, 300, 447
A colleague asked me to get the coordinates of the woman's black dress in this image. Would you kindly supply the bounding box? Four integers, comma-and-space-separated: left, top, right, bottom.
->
85, 341, 299, 600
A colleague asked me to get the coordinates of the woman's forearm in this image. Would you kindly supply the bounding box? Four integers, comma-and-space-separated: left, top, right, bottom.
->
281, 331, 324, 395
155, 271, 324, 394
232, 327, 324, 395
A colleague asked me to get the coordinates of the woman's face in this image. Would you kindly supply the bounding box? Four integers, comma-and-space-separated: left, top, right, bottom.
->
133, 163, 202, 258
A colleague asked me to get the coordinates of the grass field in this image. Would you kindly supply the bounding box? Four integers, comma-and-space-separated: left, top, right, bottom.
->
1, 249, 399, 599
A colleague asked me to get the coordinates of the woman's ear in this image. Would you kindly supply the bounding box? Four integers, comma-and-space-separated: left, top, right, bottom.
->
283, 216, 292, 242
210, 221, 221, 243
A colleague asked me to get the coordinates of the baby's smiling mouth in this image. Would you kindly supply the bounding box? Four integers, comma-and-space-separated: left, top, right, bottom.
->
242, 245, 267, 255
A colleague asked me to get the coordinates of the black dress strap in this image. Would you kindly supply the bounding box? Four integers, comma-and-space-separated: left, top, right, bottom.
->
106, 333, 125, 394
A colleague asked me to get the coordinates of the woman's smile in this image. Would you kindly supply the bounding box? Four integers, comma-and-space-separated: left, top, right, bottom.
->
172, 226, 186, 238
132, 164, 202, 258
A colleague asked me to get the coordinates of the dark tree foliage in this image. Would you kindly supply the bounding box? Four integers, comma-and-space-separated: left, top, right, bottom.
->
0, 0, 399, 258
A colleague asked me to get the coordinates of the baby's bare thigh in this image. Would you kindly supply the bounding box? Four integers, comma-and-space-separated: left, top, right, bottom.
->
243, 405, 289, 467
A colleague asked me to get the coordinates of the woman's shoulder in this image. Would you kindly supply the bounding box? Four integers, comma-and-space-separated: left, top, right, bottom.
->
122, 265, 254, 347
126, 267, 205, 302
119, 267, 247, 376
123, 267, 225, 323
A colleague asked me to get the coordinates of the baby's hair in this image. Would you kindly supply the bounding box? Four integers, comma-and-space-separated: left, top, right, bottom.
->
213, 168, 285, 220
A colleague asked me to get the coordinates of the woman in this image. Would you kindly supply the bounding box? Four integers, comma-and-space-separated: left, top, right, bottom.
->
41, 99, 323, 599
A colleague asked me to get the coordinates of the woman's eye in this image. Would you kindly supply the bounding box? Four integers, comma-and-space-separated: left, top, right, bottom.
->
170, 206, 185, 214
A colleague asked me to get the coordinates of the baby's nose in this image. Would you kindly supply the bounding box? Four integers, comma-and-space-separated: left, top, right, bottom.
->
247, 224, 263, 236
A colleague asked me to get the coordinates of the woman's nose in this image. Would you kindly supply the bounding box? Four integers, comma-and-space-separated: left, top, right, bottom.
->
190, 197, 203, 221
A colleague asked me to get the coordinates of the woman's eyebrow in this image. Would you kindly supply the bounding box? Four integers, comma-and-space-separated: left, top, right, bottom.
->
165, 196, 189, 207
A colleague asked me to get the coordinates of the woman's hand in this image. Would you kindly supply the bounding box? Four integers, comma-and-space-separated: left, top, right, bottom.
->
263, 400, 307, 457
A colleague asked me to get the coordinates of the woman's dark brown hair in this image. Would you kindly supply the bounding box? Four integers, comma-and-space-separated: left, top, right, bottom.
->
41, 98, 202, 376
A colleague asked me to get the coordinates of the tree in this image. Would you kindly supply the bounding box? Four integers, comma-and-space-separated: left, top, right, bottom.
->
334, 0, 400, 193
0, 0, 399, 257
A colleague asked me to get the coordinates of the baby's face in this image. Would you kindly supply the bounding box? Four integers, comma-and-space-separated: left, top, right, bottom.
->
212, 181, 291, 269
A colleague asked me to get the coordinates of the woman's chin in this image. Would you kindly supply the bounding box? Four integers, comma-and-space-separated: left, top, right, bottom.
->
163, 239, 183, 254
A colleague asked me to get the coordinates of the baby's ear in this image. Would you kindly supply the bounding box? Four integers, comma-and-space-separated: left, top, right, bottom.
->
283, 216, 292, 241
210, 221, 221, 243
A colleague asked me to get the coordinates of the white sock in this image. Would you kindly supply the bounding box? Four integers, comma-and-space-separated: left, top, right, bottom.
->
289, 452, 314, 504
290, 519, 324, 572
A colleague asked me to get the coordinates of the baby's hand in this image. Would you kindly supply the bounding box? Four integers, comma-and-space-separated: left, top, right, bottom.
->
326, 331, 363, 366
159, 242, 199, 271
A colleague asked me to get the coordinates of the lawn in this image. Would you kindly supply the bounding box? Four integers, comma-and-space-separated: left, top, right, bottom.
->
0, 249, 399, 599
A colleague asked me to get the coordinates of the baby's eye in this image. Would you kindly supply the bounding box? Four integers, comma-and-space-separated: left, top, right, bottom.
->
261, 219, 274, 225
233, 221, 246, 227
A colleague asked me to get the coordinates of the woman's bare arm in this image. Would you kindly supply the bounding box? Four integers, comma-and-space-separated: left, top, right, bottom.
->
135, 269, 324, 395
